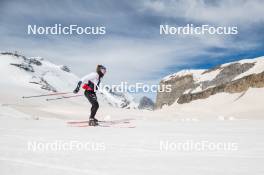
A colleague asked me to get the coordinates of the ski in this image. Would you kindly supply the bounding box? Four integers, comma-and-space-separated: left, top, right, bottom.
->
70, 123, 135, 128
67, 118, 135, 128
67, 118, 134, 125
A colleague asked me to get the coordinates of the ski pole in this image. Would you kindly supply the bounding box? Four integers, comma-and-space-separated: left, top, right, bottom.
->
22, 92, 73, 99
46, 94, 82, 101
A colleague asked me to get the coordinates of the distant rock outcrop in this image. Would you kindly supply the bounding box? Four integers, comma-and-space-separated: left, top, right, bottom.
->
10, 63, 35, 72
155, 57, 264, 109
138, 96, 154, 110
60, 65, 71, 72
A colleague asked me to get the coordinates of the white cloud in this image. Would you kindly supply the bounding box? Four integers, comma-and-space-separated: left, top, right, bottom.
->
142, 0, 264, 25
0, 32, 219, 84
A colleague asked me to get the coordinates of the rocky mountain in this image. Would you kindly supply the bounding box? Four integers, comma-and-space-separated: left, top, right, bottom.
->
155, 56, 264, 109
138, 96, 154, 110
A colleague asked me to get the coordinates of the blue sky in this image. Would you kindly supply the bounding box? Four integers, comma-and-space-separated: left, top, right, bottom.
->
1, 0, 264, 99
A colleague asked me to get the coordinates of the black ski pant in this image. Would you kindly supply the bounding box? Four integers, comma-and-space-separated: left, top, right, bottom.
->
84, 90, 99, 119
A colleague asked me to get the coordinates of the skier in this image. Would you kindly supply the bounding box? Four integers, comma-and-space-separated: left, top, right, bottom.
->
73, 65, 106, 126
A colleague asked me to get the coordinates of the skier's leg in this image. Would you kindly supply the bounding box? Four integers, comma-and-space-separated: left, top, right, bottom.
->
90, 100, 99, 119
84, 91, 99, 119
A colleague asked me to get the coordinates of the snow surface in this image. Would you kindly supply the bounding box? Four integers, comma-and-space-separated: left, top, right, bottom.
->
1, 99, 264, 175
163, 88, 264, 119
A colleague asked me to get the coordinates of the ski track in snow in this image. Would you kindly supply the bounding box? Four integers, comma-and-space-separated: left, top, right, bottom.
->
1, 111, 264, 175
0, 157, 104, 175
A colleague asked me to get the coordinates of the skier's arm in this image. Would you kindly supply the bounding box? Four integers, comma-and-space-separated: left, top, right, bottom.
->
73, 73, 97, 93
80, 72, 97, 82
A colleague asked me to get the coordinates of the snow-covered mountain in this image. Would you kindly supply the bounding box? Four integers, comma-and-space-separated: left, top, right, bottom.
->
156, 56, 264, 118
0, 52, 137, 109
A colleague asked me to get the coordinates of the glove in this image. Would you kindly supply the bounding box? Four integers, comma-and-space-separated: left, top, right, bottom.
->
73, 81, 82, 94
73, 88, 79, 94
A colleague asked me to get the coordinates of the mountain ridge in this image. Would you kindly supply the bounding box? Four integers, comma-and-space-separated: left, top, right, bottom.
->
156, 56, 264, 109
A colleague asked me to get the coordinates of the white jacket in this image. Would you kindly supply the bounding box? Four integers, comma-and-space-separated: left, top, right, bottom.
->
80, 72, 100, 87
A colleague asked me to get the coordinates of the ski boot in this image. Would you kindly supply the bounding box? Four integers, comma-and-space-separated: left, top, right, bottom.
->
89, 118, 98, 126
